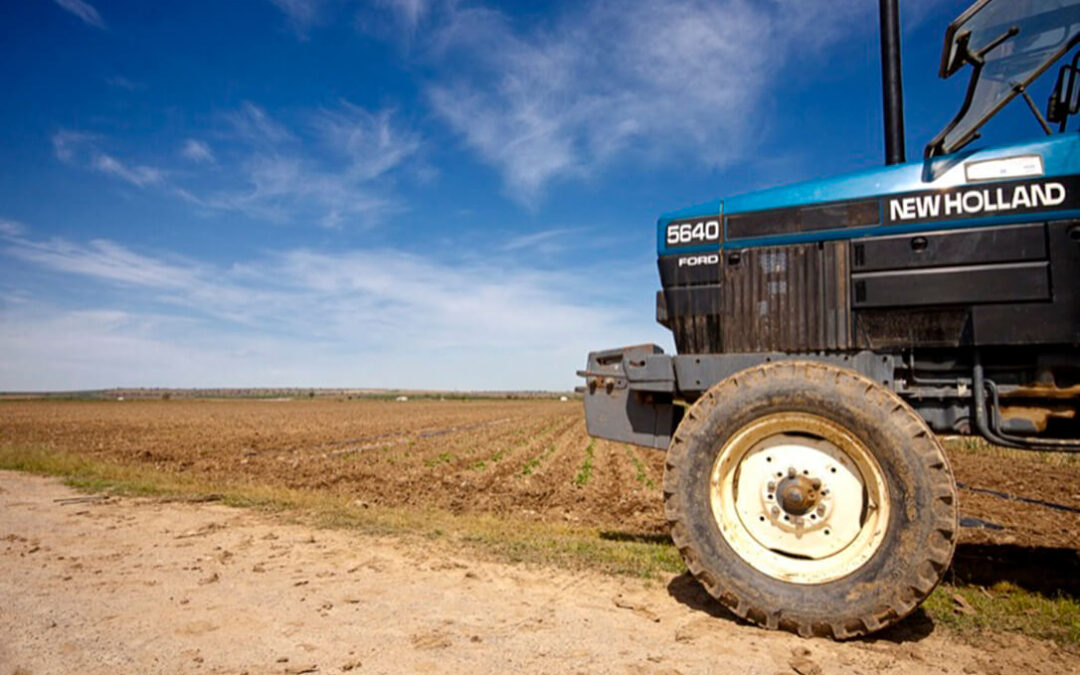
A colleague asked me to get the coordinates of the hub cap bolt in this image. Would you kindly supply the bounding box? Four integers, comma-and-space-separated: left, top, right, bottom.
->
811, 478, 822, 490
770, 506, 780, 517
767, 481, 776, 491
787, 467, 797, 478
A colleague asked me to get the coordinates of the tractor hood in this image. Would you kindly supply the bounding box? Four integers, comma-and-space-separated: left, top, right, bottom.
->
658, 133, 1080, 254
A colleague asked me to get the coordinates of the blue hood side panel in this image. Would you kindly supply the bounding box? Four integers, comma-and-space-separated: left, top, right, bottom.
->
657, 134, 1080, 255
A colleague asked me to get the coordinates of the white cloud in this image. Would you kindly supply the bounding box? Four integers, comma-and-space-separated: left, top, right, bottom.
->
92, 154, 164, 187
500, 227, 579, 254
53, 0, 105, 29
6, 237, 198, 289
181, 139, 215, 164
266, 0, 326, 35
0, 231, 663, 390
424, 0, 868, 201
312, 103, 421, 181
50, 101, 419, 227
52, 129, 94, 163
227, 102, 296, 147
375, 0, 431, 31
52, 130, 165, 188
206, 102, 420, 227
0, 219, 27, 238
105, 76, 141, 90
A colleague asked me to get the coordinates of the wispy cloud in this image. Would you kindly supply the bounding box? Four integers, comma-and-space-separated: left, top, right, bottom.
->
500, 227, 580, 254
180, 139, 215, 164
53, 130, 165, 188
51, 101, 421, 228
205, 102, 420, 227
51, 129, 94, 163
375, 0, 431, 31
0, 219, 27, 238
266, 0, 326, 35
92, 154, 163, 187
312, 102, 421, 181
105, 75, 141, 90
0, 229, 659, 389
423, 0, 868, 201
6, 237, 198, 289
227, 102, 296, 147
53, 0, 105, 29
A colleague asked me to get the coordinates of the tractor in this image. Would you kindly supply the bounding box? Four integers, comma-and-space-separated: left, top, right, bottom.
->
579, 0, 1080, 638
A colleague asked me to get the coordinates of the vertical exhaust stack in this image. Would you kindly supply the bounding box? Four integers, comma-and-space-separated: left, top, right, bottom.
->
880, 0, 906, 165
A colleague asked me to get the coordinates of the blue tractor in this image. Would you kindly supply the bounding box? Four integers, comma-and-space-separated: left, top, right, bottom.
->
580, 0, 1080, 638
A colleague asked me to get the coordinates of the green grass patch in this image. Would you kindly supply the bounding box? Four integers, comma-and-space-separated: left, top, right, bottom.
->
521, 443, 556, 476
942, 435, 1080, 466
625, 447, 656, 489
423, 452, 455, 467
573, 440, 595, 487
490, 421, 559, 464
924, 581, 1080, 645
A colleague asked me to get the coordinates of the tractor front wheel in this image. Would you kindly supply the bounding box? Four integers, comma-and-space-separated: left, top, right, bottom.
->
663, 361, 957, 638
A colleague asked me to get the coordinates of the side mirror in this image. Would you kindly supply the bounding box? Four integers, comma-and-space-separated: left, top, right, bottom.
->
1047, 52, 1080, 131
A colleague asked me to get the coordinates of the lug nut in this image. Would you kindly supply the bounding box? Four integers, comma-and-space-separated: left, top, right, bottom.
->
816, 504, 826, 516
770, 506, 780, 517
810, 478, 822, 490
787, 466, 797, 478
767, 481, 776, 491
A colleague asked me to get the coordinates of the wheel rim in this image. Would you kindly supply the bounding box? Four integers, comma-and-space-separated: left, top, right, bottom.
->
709, 412, 891, 584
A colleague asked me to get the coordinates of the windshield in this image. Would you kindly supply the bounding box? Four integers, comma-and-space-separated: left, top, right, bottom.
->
926, 0, 1080, 158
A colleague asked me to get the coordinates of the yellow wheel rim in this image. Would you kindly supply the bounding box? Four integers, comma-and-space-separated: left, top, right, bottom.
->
709, 412, 891, 584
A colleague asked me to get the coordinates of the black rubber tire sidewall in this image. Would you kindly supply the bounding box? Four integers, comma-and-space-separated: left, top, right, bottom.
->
664, 361, 957, 637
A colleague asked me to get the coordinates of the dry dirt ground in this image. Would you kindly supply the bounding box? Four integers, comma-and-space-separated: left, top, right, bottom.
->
1, 471, 1075, 675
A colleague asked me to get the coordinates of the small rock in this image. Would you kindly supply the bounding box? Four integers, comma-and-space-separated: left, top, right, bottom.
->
198, 572, 219, 585
789, 656, 823, 675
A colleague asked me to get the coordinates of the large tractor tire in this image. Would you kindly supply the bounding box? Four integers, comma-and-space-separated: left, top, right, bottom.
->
664, 361, 957, 639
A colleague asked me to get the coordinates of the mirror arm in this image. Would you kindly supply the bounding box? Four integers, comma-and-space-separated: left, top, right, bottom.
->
1019, 84, 1054, 135
976, 26, 1020, 60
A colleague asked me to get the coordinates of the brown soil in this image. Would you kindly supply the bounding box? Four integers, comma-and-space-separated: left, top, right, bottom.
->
2, 399, 1079, 553
2, 471, 1076, 675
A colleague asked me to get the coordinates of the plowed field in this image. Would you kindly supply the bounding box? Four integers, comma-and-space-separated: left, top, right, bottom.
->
2, 398, 1079, 550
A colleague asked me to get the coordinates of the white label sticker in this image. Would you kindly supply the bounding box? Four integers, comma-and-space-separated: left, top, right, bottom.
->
964, 155, 1044, 182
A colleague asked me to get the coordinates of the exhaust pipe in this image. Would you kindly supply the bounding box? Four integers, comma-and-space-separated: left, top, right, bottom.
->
879, 0, 906, 165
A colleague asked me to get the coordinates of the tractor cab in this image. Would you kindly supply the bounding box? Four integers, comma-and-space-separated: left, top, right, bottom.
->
929, 0, 1080, 158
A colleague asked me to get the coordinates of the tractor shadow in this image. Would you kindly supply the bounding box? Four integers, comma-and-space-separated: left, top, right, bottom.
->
664, 542, 1080, 643
947, 542, 1080, 598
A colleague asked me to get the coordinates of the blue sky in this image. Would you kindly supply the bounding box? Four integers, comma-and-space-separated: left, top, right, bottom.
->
0, 0, 1038, 390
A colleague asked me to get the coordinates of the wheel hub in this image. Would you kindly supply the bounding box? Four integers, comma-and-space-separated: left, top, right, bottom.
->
710, 413, 891, 584
776, 473, 820, 515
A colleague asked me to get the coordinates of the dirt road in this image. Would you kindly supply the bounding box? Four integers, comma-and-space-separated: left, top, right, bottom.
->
0, 471, 1073, 675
